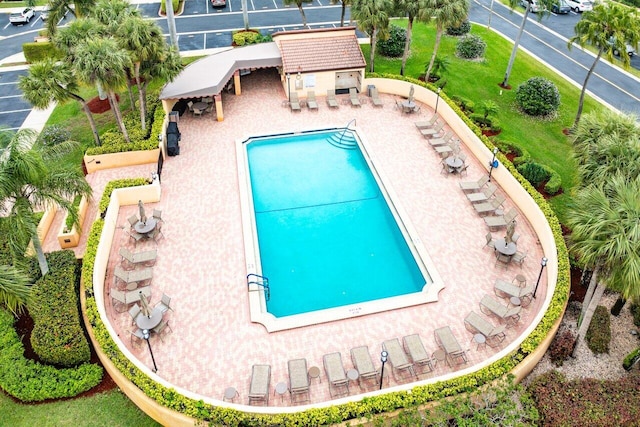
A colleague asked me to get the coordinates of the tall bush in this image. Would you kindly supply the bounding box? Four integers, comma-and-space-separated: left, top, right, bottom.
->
446, 20, 471, 36
585, 305, 611, 354
377, 25, 406, 58
515, 77, 561, 116
456, 34, 486, 60
29, 250, 91, 367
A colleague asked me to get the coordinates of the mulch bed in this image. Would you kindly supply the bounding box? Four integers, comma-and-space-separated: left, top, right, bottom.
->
11, 310, 117, 405
87, 94, 120, 114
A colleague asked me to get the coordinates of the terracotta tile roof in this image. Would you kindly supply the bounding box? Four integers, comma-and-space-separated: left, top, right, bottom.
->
279, 35, 366, 74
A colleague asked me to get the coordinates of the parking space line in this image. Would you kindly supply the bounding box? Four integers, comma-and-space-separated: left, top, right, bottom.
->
31, 17, 40, 28
0, 109, 31, 115
206, 0, 209, 14
3, 23, 10, 30
271, 0, 278, 8
0, 82, 19, 86
0, 95, 24, 99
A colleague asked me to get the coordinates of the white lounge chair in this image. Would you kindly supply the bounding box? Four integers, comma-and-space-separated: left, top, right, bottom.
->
349, 88, 361, 107
323, 352, 349, 397
434, 326, 467, 366
248, 364, 271, 405
464, 311, 506, 347
479, 294, 521, 326
382, 338, 416, 380
289, 92, 302, 112
402, 334, 434, 374
327, 89, 339, 108
119, 247, 157, 269
288, 358, 310, 403
306, 90, 318, 110
350, 346, 379, 387
460, 175, 489, 192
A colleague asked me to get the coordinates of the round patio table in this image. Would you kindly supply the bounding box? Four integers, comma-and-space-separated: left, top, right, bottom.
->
136, 307, 163, 330
134, 217, 157, 235
494, 238, 517, 256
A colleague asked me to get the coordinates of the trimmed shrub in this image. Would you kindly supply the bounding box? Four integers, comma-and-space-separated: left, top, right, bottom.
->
446, 20, 471, 36
517, 162, 549, 187
450, 95, 475, 113
469, 113, 501, 133
585, 305, 611, 354
29, 251, 91, 367
549, 330, 575, 366
232, 30, 268, 46
631, 303, 640, 327
0, 309, 102, 402
623, 347, 640, 371
22, 42, 63, 63
456, 34, 486, 60
160, 0, 179, 13
515, 77, 561, 116
37, 125, 70, 147
377, 25, 406, 58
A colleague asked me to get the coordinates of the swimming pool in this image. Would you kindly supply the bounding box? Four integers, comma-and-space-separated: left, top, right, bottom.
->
238, 127, 443, 331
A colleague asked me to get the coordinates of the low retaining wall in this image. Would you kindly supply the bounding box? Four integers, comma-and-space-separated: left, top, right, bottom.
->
84, 149, 160, 174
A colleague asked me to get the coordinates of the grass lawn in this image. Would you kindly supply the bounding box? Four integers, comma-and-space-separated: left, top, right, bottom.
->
365, 21, 606, 222
0, 390, 159, 427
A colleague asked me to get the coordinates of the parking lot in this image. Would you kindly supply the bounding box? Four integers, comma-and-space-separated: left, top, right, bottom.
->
0, 69, 31, 131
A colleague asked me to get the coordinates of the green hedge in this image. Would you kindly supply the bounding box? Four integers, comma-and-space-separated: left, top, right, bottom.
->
160, 0, 179, 14
495, 140, 561, 195
22, 41, 63, 63
85, 94, 162, 156
79, 73, 571, 425
29, 251, 91, 367
585, 305, 611, 354
0, 309, 102, 402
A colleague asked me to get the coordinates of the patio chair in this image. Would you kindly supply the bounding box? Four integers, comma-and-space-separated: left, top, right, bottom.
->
114, 265, 153, 290
402, 334, 434, 374
495, 252, 513, 269
466, 183, 497, 204
248, 364, 271, 405
428, 130, 454, 146
110, 286, 152, 313
156, 293, 173, 313
153, 319, 172, 342
350, 346, 379, 386
289, 92, 302, 112
434, 326, 467, 366
494, 279, 535, 306
127, 214, 139, 228
193, 107, 203, 117
415, 113, 439, 129
152, 209, 163, 223
129, 328, 145, 347
327, 89, 339, 108
323, 352, 349, 397
119, 247, 157, 269
464, 311, 506, 347
306, 91, 318, 110
458, 164, 469, 177
460, 175, 489, 193
474, 194, 506, 216
349, 88, 361, 107
484, 232, 496, 250
370, 87, 384, 107
288, 358, 310, 403
511, 250, 528, 267
484, 208, 518, 230
187, 101, 194, 112
435, 144, 453, 156
128, 304, 141, 325
148, 222, 164, 242
382, 338, 416, 380
479, 294, 521, 326
420, 121, 445, 137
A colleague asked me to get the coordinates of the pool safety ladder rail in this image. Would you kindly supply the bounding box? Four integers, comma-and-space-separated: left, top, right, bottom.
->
327, 119, 358, 149
247, 274, 270, 301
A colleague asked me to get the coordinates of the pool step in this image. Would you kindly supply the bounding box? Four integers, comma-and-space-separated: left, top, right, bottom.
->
326, 131, 358, 149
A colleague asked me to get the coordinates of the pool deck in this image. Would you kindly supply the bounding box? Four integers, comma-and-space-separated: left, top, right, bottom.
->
42, 69, 547, 409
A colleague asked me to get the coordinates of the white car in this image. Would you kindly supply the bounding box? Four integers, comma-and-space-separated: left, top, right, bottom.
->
9, 7, 35, 25
520, 0, 545, 12
567, 0, 593, 12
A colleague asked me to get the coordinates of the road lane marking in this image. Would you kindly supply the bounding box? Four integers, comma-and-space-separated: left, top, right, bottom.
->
0, 94, 24, 99
0, 108, 31, 114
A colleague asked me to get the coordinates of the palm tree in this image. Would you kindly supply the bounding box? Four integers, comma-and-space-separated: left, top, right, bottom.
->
0, 265, 32, 315
566, 175, 640, 355
138, 46, 183, 120
19, 59, 101, 146
117, 16, 167, 130
352, 0, 392, 73
330, 0, 352, 27
0, 129, 92, 276
74, 38, 133, 143
500, 0, 556, 89
394, 0, 429, 76
568, 3, 640, 128
46, 0, 97, 35
423, 0, 469, 82
283, 0, 313, 29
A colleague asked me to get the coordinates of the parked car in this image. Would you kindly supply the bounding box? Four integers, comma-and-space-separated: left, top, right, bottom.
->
519, 0, 545, 12
210, 0, 226, 7
40, 7, 50, 21
608, 37, 637, 57
567, 0, 593, 12
552, 0, 571, 14
9, 7, 35, 25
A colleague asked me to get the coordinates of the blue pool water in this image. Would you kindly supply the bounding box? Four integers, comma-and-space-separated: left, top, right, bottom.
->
246, 130, 427, 317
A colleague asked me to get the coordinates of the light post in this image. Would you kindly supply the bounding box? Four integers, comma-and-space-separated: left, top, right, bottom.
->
488, 147, 499, 182
142, 329, 158, 373
379, 350, 388, 390
533, 257, 548, 299
434, 87, 442, 114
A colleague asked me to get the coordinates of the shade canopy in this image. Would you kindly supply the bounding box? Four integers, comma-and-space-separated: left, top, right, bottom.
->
160, 42, 283, 100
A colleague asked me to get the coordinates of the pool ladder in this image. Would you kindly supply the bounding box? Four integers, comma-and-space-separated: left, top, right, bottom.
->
247, 274, 270, 301
327, 119, 358, 149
